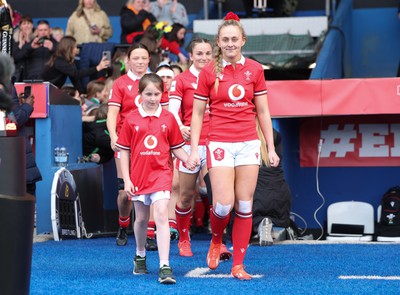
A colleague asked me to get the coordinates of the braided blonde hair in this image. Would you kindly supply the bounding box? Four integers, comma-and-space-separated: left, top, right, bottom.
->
213, 19, 247, 94
256, 117, 270, 167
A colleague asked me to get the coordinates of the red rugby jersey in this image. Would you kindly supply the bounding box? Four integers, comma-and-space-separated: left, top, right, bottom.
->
108, 70, 169, 134
194, 56, 267, 142
116, 105, 185, 194
169, 65, 210, 145
108, 71, 142, 134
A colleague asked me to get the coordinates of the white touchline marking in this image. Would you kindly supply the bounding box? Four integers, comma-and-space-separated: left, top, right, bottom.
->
339, 276, 400, 281
185, 267, 263, 279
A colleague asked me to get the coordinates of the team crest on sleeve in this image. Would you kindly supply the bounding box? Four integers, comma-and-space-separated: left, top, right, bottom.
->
213, 147, 225, 161
228, 84, 245, 101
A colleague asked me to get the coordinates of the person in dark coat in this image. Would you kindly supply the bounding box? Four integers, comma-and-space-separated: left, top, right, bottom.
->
251, 127, 292, 244
82, 103, 114, 164
11, 86, 42, 195
12, 19, 58, 81
41, 36, 109, 94
120, 0, 157, 44
0, 53, 14, 113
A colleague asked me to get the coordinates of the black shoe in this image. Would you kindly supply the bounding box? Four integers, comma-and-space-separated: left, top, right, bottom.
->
116, 227, 128, 246
170, 227, 179, 241
145, 237, 158, 251
133, 255, 148, 275
158, 265, 176, 284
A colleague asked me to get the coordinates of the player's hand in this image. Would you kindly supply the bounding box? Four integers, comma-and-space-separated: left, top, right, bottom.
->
268, 150, 280, 168
180, 126, 190, 141
188, 150, 200, 168
110, 136, 119, 151
124, 181, 138, 199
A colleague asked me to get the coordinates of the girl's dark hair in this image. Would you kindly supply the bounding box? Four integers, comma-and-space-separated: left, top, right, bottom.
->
127, 43, 155, 71
47, 36, 76, 67
165, 23, 185, 46
139, 24, 161, 53
127, 43, 150, 59
139, 73, 164, 94
86, 80, 105, 99
95, 103, 108, 120
139, 25, 162, 72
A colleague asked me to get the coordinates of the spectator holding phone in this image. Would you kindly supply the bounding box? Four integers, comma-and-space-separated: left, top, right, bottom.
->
12, 19, 58, 81
41, 36, 110, 94
66, 0, 113, 45
12, 86, 42, 196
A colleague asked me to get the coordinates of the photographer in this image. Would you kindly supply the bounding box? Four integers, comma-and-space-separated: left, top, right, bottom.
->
12, 19, 58, 81
0, 52, 42, 194
11, 87, 42, 195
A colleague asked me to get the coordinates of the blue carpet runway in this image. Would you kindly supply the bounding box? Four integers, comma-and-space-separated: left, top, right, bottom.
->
30, 235, 400, 294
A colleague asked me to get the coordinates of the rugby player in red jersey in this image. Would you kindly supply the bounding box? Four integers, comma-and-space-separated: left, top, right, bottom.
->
188, 12, 280, 280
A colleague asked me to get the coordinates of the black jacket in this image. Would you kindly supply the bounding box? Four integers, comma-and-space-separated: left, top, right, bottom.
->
120, 6, 156, 44
12, 37, 58, 80
82, 119, 114, 164
41, 57, 98, 94
11, 87, 42, 185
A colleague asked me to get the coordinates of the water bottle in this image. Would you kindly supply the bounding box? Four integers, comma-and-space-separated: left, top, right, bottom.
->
54, 146, 60, 166
60, 146, 68, 167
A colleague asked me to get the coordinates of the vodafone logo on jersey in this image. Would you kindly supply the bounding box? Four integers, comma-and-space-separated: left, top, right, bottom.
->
144, 135, 157, 149
228, 84, 245, 101
141, 135, 161, 156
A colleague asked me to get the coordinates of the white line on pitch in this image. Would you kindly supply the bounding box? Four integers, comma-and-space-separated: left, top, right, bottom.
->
185, 267, 263, 279
339, 275, 400, 281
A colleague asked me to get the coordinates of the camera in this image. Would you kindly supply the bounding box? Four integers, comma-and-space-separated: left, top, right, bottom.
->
38, 37, 48, 45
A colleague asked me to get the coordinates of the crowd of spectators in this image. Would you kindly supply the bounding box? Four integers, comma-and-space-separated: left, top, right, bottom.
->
9, 0, 191, 91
